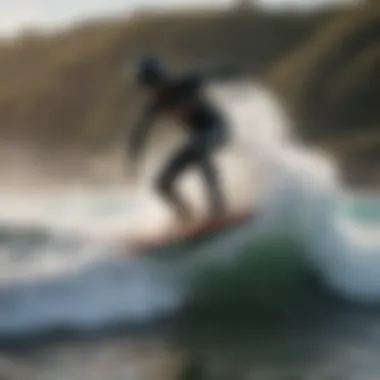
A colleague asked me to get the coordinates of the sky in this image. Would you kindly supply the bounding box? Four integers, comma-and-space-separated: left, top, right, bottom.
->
0, 0, 358, 36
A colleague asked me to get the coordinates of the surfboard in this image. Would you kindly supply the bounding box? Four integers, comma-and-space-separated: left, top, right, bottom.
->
130, 209, 255, 253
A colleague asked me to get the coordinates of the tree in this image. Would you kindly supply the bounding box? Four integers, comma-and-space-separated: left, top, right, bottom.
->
235, 0, 254, 10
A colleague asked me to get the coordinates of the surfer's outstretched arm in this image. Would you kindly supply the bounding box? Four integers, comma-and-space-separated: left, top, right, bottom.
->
128, 105, 156, 162
194, 64, 250, 83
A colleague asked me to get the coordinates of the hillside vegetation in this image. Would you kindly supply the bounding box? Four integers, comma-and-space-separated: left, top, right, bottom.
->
267, 4, 380, 185
0, 4, 378, 185
0, 9, 331, 150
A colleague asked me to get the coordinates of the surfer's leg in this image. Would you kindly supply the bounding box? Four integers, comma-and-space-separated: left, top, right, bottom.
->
199, 156, 226, 218
197, 124, 229, 218
155, 143, 198, 222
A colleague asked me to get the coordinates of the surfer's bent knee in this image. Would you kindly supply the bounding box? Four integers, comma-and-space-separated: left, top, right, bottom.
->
202, 122, 230, 154
155, 173, 173, 197
217, 121, 230, 148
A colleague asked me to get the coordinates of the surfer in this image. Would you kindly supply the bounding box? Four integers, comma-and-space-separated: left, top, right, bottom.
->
128, 56, 245, 223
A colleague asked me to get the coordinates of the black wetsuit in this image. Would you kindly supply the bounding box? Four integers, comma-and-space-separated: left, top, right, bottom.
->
129, 66, 243, 221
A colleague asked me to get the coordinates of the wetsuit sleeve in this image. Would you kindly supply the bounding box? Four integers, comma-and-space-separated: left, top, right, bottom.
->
176, 66, 244, 94
127, 103, 157, 161
193, 65, 245, 82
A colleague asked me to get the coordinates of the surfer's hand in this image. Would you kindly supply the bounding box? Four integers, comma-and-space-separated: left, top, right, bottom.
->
128, 143, 139, 164
125, 174, 138, 187
125, 163, 139, 186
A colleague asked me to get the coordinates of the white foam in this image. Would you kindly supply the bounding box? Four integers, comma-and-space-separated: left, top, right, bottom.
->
220, 82, 380, 303
0, 81, 379, 335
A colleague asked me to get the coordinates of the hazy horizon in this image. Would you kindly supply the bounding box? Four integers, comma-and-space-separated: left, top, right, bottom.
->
0, 0, 358, 36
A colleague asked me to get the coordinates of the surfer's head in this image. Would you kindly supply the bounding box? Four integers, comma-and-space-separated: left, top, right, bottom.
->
136, 55, 166, 92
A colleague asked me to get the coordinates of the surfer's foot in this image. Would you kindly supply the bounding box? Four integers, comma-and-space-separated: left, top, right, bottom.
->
177, 210, 196, 227
169, 202, 194, 226
208, 203, 227, 220
168, 214, 195, 235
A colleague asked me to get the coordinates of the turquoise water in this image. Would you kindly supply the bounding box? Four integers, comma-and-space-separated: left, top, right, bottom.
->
343, 195, 380, 224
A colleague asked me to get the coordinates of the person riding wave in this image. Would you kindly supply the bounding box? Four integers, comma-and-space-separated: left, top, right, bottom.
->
128, 55, 247, 224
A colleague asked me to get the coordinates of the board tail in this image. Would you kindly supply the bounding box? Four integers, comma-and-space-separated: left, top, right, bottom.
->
129, 209, 255, 253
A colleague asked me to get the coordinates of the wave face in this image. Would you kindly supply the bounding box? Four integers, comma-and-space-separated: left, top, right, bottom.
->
0, 81, 379, 339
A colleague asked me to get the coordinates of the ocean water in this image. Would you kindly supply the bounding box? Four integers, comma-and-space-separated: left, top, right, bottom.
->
343, 194, 380, 224
0, 81, 379, 345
